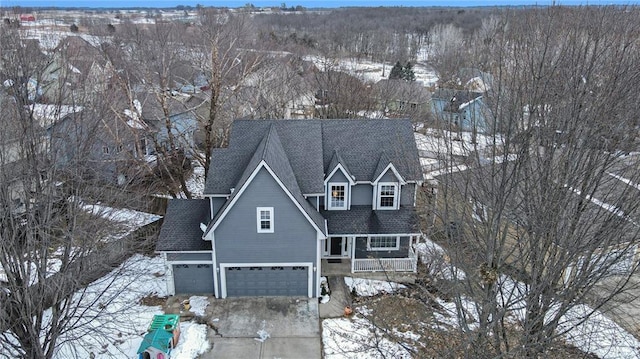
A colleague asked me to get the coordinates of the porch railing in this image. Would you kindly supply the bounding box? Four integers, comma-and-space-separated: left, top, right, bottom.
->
352, 246, 418, 273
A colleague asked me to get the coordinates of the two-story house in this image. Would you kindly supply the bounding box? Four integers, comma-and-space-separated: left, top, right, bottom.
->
432, 89, 492, 134
156, 119, 422, 298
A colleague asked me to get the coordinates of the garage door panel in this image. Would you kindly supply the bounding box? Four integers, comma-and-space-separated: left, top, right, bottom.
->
224, 266, 308, 297
173, 264, 214, 294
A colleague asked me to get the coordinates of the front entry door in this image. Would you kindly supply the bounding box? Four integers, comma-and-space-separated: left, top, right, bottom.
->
330, 237, 343, 256
326, 236, 349, 257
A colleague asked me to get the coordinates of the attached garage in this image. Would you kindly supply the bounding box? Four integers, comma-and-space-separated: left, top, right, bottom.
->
221, 264, 311, 297
173, 264, 214, 294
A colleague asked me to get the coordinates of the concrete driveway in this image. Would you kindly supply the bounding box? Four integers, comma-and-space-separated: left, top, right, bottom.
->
200, 297, 321, 359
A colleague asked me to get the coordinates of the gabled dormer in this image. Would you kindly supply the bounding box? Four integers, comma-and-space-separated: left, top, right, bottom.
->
324, 150, 355, 210
371, 151, 406, 210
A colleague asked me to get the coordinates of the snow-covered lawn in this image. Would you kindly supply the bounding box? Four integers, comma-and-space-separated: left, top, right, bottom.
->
304, 55, 438, 86
344, 277, 406, 296
48, 254, 210, 359
323, 316, 412, 359
414, 238, 640, 358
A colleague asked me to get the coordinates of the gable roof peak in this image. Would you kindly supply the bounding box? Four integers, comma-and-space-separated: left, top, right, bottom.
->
326, 149, 355, 183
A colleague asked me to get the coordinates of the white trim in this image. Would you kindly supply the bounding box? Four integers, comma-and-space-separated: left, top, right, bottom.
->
376, 182, 399, 210
207, 161, 325, 237
165, 260, 214, 265
373, 163, 406, 185
212, 240, 219, 298
163, 253, 175, 295
158, 250, 214, 254
205, 194, 230, 198
367, 236, 400, 251
327, 182, 348, 210
209, 198, 215, 220
219, 262, 314, 298
324, 163, 355, 186
256, 207, 274, 233
329, 233, 421, 237
316, 238, 322, 299
355, 180, 419, 185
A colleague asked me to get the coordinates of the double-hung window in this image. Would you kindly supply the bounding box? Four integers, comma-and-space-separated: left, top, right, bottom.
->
256, 207, 274, 233
367, 236, 400, 251
377, 183, 398, 209
329, 183, 347, 210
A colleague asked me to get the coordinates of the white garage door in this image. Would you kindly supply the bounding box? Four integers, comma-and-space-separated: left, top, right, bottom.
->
223, 265, 309, 297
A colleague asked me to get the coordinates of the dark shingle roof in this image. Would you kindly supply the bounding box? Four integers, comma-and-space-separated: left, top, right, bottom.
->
157, 199, 211, 251
205, 120, 324, 195
205, 119, 421, 196
321, 205, 419, 235
326, 149, 354, 182
209, 124, 326, 234
320, 119, 421, 182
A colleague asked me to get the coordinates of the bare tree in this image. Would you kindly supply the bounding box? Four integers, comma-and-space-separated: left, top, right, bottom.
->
194, 9, 266, 178
0, 26, 155, 359
431, 6, 640, 357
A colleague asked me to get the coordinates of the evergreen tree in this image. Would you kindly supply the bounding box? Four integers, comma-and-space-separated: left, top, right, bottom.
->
389, 61, 404, 80
403, 61, 416, 82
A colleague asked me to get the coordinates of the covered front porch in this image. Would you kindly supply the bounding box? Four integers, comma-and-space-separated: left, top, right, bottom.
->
320, 257, 417, 283
320, 235, 418, 274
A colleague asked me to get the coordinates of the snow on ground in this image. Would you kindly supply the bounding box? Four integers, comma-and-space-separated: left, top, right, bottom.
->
322, 316, 412, 359
559, 304, 640, 359
433, 297, 479, 331
47, 254, 211, 359
51, 254, 167, 358
21, 28, 107, 50
414, 239, 466, 281
417, 241, 640, 357
344, 277, 406, 296
414, 129, 497, 158
187, 296, 209, 317
304, 55, 438, 86
169, 322, 211, 359
182, 161, 205, 198
79, 201, 162, 236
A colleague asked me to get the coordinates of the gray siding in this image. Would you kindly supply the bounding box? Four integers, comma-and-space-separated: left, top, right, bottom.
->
400, 183, 416, 206
351, 184, 372, 206
214, 167, 318, 294
215, 169, 318, 262
379, 168, 399, 183
167, 253, 212, 261
354, 236, 410, 259
210, 197, 226, 218
327, 169, 349, 183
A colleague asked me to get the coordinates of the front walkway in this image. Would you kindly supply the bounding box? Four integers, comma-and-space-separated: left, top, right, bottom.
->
319, 276, 352, 318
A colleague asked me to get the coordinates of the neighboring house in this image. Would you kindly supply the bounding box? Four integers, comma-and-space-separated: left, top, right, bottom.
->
50, 107, 148, 184
457, 68, 494, 93
137, 94, 201, 159
156, 119, 423, 297
432, 89, 492, 133
41, 36, 120, 102
373, 79, 431, 120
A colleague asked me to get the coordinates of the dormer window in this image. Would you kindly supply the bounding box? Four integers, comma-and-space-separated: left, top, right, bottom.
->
328, 183, 347, 210
377, 183, 398, 210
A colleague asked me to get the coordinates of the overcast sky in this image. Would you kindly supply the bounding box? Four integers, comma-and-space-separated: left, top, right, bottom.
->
2, 0, 638, 8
